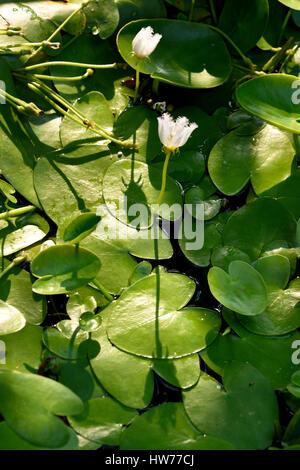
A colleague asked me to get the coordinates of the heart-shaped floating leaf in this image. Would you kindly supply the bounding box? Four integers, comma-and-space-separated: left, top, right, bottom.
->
218, 0, 269, 53
202, 307, 300, 390
223, 198, 297, 261
208, 261, 268, 316
117, 19, 231, 88
28, 0, 86, 36
34, 150, 115, 225
103, 159, 182, 228
0, 422, 79, 451
278, 0, 300, 9
82, 0, 120, 39
0, 369, 83, 448
107, 270, 221, 358
237, 74, 300, 134
114, 105, 161, 161
211, 246, 251, 271
60, 91, 115, 147
58, 360, 106, 403
0, 300, 26, 336
120, 403, 234, 450
208, 124, 295, 195
0, 213, 49, 257
0, 325, 43, 372
0, 258, 46, 326
58, 212, 101, 244
68, 397, 137, 446
185, 186, 223, 220
153, 355, 200, 390
179, 213, 228, 267
116, 0, 166, 28
236, 256, 300, 335
90, 325, 154, 409
31, 245, 101, 295
183, 362, 278, 450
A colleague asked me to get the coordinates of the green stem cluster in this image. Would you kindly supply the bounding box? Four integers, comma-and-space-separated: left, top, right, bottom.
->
157, 149, 172, 206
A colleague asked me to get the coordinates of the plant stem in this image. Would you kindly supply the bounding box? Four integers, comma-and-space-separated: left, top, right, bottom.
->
189, 0, 195, 21
0, 41, 60, 50
29, 2, 88, 60
207, 24, 256, 71
152, 79, 159, 96
232, 62, 265, 76
157, 149, 172, 206
278, 10, 292, 45
0, 255, 27, 281
0, 88, 43, 115
93, 278, 114, 302
17, 61, 118, 72
209, 0, 217, 24
0, 205, 35, 220
262, 37, 294, 72
32, 68, 93, 82
134, 62, 140, 103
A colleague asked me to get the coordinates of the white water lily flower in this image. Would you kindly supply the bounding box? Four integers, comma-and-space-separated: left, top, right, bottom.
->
158, 113, 198, 151
132, 26, 162, 59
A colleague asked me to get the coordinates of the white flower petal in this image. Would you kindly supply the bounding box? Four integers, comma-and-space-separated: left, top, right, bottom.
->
157, 113, 198, 149
132, 26, 162, 59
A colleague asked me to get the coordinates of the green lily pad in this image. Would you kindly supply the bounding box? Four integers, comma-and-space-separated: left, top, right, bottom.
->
183, 362, 278, 450
116, 0, 166, 28
153, 354, 200, 389
0, 300, 26, 336
208, 260, 268, 316
117, 19, 231, 88
31, 244, 101, 295
58, 360, 106, 402
43, 325, 94, 361
208, 124, 295, 195
68, 397, 137, 446
235, 256, 300, 335
0, 212, 49, 257
120, 402, 234, 450
58, 212, 101, 244
223, 198, 297, 261
0, 422, 79, 450
218, 0, 269, 53
202, 308, 300, 389
60, 91, 114, 148
82, 0, 119, 39
90, 324, 154, 409
107, 270, 221, 358
278, 0, 300, 9
0, 368, 83, 448
113, 106, 162, 161
34, 150, 115, 225
211, 246, 251, 271
103, 159, 182, 228
237, 74, 300, 134
185, 186, 223, 220
0, 325, 43, 372
0, 258, 46, 326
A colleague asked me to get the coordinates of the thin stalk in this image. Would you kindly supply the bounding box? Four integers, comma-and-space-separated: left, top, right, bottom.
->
209, 0, 217, 24
278, 10, 292, 45
17, 61, 118, 73
232, 62, 265, 76
279, 43, 299, 73
0, 88, 42, 115
157, 149, 172, 206
207, 24, 256, 71
26, 81, 134, 148
29, 2, 89, 60
0, 41, 60, 50
93, 278, 114, 302
32, 68, 93, 82
189, 0, 195, 21
0, 255, 27, 281
262, 37, 294, 72
134, 62, 140, 103
0, 205, 35, 220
